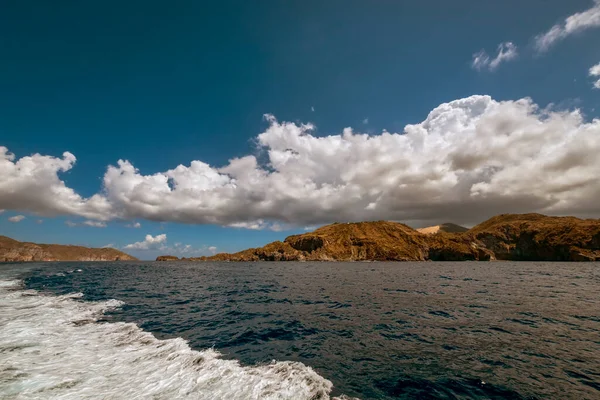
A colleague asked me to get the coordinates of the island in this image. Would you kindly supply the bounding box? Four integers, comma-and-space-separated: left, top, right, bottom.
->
0, 235, 137, 262
157, 214, 600, 262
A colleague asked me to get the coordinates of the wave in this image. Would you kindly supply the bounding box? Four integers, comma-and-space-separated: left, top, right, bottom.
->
0, 279, 353, 399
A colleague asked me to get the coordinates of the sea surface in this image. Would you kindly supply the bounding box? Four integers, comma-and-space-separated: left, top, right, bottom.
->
1, 261, 599, 399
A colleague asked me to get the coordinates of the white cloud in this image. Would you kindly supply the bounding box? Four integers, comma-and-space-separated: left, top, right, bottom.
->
102, 243, 115, 248
8, 215, 25, 223
65, 220, 77, 227
36, 219, 44, 224
472, 42, 518, 71
362, 118, 369, 124
82, 220, 107, 228
124, 234, 167, 250
0, 209, 4, 214
0, 148, 112, 220
311, 106, 315, 112
228, 220, 269, 230
126, 222, 141, 228
589, 62, 600, 88
3, 95, 600, 227
535, 0, 600, 52
208, 246, 217, 254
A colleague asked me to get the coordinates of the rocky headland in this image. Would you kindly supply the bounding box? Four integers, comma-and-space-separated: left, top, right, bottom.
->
0, 236, 137, 262
157, 214, 600, 262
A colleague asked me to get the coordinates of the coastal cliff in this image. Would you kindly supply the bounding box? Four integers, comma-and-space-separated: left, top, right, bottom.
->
158, 214, 600, 262
0, 236, 137, 262
468, 213, 600, 261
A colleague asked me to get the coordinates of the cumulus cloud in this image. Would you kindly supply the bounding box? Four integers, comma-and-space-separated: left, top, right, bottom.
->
102, 98, 600, 227
124, 234, 167, 250
2, 95, 600, 227
8, 215, 25, 223
472, 42, 518, 71
535, 0, 600, 52
0, 147, 112, 220
590, 62, 600, 88
82, 220, 107, 228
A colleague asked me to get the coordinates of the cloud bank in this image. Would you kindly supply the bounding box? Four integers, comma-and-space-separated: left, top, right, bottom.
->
2, 95, 600, 227
535, 0, 600, 52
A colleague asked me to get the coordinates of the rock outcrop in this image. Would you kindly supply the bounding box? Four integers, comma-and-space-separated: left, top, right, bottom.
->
0, 236, 137, 262
183, 214, 600, 262
467, 213, 600, 261
156, 255, 180, 261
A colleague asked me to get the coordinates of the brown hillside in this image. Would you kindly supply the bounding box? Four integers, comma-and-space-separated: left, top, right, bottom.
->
284, 221, 428, 261
168, 214, 600, 262
186, 221, 492, 262
0, 235, 137, 262
467, 213, 600, 261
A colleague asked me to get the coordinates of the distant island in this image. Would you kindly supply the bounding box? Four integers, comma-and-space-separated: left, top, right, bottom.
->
0, 235, 137, 262
158, 214, 600, 262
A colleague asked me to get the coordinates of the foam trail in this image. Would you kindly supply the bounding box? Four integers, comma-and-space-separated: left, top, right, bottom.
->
0, 279, 354, 399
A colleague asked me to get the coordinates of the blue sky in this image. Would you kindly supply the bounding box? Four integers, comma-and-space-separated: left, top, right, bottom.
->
2, 0, 600, 259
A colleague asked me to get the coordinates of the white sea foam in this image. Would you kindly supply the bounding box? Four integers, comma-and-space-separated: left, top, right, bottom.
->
0, 279, 353, 399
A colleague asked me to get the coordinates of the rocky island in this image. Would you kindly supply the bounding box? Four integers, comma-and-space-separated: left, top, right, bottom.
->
0, 235, 137, 262
158, 214, 600, 262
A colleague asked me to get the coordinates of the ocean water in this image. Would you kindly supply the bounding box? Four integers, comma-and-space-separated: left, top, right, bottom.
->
1, 262, 599, 399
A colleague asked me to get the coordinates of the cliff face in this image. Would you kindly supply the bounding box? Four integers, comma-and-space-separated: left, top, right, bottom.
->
468, 213, 600, 261
167, 214, 600, 262
0, 236, 137, 262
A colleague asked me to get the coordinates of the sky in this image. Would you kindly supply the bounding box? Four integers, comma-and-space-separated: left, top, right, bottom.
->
1, 0, 600, 260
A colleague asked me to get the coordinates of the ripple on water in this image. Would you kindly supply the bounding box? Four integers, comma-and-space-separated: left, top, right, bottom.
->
9, 261, 600, 400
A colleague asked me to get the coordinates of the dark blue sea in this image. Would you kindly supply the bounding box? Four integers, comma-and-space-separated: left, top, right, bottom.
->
1, 261, 599, 399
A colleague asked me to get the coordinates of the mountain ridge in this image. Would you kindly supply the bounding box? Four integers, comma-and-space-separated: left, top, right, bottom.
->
157, 214, 600, 262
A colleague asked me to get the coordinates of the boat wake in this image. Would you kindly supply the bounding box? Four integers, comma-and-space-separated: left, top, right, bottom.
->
0, 279, 353, 399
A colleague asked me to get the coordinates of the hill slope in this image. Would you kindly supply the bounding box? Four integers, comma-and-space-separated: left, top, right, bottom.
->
160, 214, 600, 262
467, 213, 600, 261
0, 236, 137, 262
417, 223, 469, 235
175, 221, 493, 262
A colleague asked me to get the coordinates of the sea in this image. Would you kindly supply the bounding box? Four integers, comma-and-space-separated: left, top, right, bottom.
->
1, 261, 599, 399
